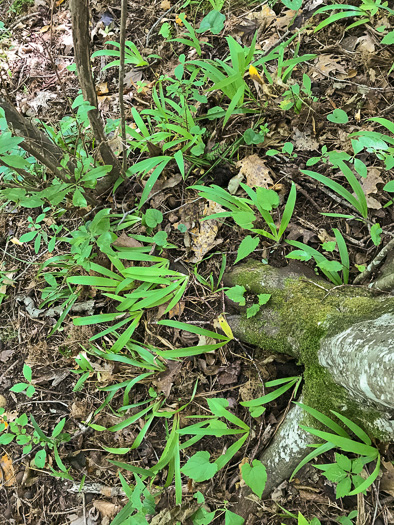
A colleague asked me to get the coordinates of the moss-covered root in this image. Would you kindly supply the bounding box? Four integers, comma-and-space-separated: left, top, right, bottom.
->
225, 261, 394, 441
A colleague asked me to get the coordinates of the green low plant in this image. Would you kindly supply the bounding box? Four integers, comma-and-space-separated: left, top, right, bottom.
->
1, 370, 72, 476
253, 34, 316, 86
225, 284, 271, 320
194, 181, 296, 249
279, 74, 318, 114
243, 123, 270, 145
170, 13, 205, 56
292, 403, 381, 497
188, 32, 258, 127
286, 228, 350, 285
193, 253, 227, 292
91, 39, 148, 68
241, 376, 302, 418
301, 159, 368, 219
9, 364, 36, 398
109, 472, 156, 524
313, 0, 394, 33
267, 141, 298, 160
19, 209, 62, 254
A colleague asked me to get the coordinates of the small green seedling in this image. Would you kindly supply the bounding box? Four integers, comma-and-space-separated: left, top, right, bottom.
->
10, 364, 36, 398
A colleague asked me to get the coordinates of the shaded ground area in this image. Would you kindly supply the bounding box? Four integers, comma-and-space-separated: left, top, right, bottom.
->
0, 0, 394, 523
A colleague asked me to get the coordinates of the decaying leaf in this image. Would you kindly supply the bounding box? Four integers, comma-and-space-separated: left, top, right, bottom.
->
292, 128, 319, 152
93, 500, 121, 518
0, 453, 15, 487
112, 232, 143, 248
154, 360, 183, 397
160, 0, 171, 9
360, 168, 384, 210
381, 460, 394, 497
313, 54, 347, 79
236, 154, 273, 188
189, 201, 224, 263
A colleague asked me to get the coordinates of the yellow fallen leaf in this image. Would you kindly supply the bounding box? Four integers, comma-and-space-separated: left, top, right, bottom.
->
249, 64, 264, 86
215, 314, 233, 339
11, 237, 23, 246
175, 15, 185, 26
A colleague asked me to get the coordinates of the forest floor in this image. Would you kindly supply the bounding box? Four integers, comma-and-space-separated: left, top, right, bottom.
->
0, 0, 393, 524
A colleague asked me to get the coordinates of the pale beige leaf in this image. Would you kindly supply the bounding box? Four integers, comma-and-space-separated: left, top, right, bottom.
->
93, 500, 121, 518
236, 154, 273, 188
189, 201, 224, 263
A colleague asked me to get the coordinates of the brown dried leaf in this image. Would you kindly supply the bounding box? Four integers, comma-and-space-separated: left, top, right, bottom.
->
236, 154, 273, 188
381, 460, 394, 496
93, 500, 121, 518
189, 201, 224, 263
112, 232, 143, 249
154, 361, 183, 397
357, 34, 375, 54
360, 168, 383, 195
292, 128, 319, 151
313, 54, 347, 79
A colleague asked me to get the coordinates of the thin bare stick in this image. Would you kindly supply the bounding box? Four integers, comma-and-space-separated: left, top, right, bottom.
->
119, 0, 127, 173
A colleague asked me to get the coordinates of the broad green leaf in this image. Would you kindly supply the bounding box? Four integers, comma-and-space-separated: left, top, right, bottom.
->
327, 109, 348, 124
241, 460, 267, 498
370, 223, 382, 246
19, 231, 37, 243
0, 434, 15, 444
72, 189, 87, 207
384, 180, 394, 192
10, 383, 28, 393
225, 510, 245, 525
197, 10, 226, 35
316, 260, 343, 272
23, 364, 32, 382
34, 449, 47, 468
336, 476, 352, 498
246, 304, 260, 318
225, 285, 246, 306
181, 451, 218, 481
336, 453, 352, 472
258, 294, 271, 306
234, 236, 259, 264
